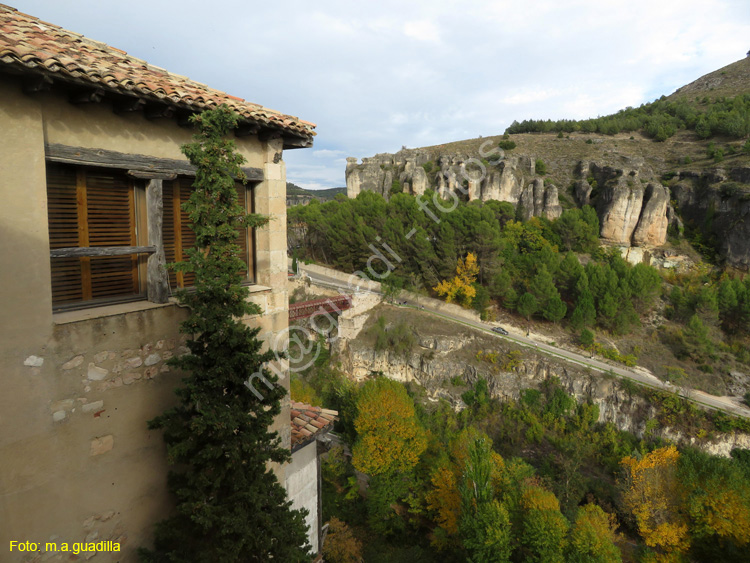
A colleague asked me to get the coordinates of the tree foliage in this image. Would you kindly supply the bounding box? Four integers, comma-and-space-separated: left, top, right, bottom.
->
321, 518, 363, 563
140, 106, 310, 562
621, 446, 689, 560
434, 252, 480, 306
505, 94, 750, 141
567, 504, 622, 563
352, 377, 427, 476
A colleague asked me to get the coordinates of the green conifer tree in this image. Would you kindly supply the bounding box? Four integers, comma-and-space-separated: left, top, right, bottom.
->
140, 106, 311, 562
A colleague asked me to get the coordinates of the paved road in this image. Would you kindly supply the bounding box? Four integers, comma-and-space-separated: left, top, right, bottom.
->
300, 269, 750, 420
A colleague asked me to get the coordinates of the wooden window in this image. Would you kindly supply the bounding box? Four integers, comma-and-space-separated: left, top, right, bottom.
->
163, 178, 256, 289
47, 163, 145, 310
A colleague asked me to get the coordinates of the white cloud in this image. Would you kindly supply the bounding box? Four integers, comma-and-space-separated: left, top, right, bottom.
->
403, 20, 440, 42
11, 0, 750, 189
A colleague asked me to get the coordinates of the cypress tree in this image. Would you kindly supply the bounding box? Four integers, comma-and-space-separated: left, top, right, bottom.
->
140, 105, 311, 562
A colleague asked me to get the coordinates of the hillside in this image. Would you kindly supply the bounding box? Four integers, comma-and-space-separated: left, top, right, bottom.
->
670, 55, 750, 101
286, 182, 345, 204
345, 57, 750, 270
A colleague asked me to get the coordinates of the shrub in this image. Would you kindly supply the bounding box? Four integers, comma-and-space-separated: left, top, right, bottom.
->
498, 140, 517, 151
579, 329, 595, 349
585, 138, 593, 144
535, 159, 547, 175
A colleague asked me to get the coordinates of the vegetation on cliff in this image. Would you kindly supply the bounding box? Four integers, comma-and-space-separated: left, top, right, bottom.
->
288, 190, 750, 392
303, 357, 750, 562
505, 94, 750, 142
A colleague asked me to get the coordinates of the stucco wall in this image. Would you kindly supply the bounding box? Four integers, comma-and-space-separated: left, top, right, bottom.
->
286, 441, 320, 555
0, 76, 291, 561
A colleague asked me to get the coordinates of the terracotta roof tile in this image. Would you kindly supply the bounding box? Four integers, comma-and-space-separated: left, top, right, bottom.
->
0, 4, 315, 140
290, 401, 338, 448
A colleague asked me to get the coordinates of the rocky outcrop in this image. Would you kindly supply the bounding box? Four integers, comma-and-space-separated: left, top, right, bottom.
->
632, 183, 670, 246
579, 161, 670, 248
346, 149, 564, 221
671, 167, 750, 271
337, 333, 750, 457
598, 175, 646, 244
573, 179, 592, 206
345, 148, 750, 269
518, 179, 562, 221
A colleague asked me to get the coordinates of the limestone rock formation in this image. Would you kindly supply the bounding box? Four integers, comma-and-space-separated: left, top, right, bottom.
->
573, 179, 592, 206
632, 183, 670, 246
344, 149, 750, 269
518, 179, 562, 221
672, 166, 750, 271
597, 176, 645, 244
337, 332, 750, 458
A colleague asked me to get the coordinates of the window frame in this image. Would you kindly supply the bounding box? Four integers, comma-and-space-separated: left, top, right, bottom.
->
46, 162, 150, 312
163, 176, 257, 291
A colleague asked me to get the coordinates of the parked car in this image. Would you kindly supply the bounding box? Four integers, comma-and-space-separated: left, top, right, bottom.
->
491, 326, 509, 335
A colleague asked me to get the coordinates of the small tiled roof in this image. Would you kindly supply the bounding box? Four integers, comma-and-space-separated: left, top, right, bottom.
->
0, 4, 315, 140
291, 401, 337, 449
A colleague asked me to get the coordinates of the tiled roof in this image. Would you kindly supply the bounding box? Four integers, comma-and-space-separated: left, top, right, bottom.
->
0, 4, 315, 140
291, 401, 337, 449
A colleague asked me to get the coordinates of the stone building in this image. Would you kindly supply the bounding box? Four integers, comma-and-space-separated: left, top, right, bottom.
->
0, 4, 315, 560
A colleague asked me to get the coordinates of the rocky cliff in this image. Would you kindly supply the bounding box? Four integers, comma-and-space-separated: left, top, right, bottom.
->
336, 324, 750, 457
346, 148, 671, 247
345, 144, 750, 270
671, 166, 750, 270
346, 150, 563, 220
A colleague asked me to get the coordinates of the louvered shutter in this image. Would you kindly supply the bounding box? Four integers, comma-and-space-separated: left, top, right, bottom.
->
162, 179, 177, 288
47, 164, 83, 305
163, 178, 254, 287
85, 170, 139, 300
46, 164, 140, 309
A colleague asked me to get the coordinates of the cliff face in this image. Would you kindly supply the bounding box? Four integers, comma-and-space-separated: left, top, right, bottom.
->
671, 167, 750, 270
346, 146, 750, 270
581, 160, 671, 247
336, 333, 750, 457
346, 150, 670, 248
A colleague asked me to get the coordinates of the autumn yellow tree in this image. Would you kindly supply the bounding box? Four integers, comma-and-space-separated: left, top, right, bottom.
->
352, 377, 427, 476
567, 504, 622, 563
434, 252, 479, 307
621, 445, 689, 560
678, 448, 750, 558
322, 517, 363, 563
426, 461, 461, 544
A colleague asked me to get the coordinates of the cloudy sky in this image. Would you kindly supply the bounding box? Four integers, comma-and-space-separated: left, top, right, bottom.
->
11, 0, 750, 189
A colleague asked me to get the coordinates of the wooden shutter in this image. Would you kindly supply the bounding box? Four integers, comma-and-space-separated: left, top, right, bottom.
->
164, 179, 255, 287
163, 178, 196, 289
162, 179, 177, 288
85, 170, 139, 300
47, 164, 83, 305
179, 180, 197, 288
46, 164, 140, 308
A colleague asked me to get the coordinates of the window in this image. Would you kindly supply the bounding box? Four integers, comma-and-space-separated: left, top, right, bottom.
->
46, 165, 256, 311
162, 177, 256, 289
47, 163, 146, 310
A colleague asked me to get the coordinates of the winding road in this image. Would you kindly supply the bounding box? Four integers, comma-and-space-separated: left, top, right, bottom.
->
299, 268, 750, 420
